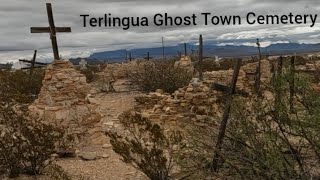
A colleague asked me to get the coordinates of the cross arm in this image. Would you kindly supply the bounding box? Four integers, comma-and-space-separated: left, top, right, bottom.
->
211, 82, 249, 97
19, 59, 48, 65
30, 27, 71, 33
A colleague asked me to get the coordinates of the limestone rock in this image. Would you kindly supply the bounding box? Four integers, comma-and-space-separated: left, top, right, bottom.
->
102, 144, 112, 149
29, 60, 103, 148
79, 151, 97, 161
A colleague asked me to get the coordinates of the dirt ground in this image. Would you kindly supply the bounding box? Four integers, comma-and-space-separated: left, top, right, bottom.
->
6, 92, 147, 180
56, 91, 146, 180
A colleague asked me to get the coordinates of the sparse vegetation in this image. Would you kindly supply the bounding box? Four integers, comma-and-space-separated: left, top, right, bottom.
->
0, 69, 44, 104
78, 66, 100, 83
0, 105, 64, 177
128, 60, 192, 93
44, 164, 73, 180
106, 111, 181, 180
177, 66, 320, 179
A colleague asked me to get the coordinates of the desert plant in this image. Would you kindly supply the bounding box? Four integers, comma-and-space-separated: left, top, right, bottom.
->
106, 111, 181, 180
78, 66, 100, 83
44, 164, 73, 180
0, 105, 64, 177
0, 69, 44, 104
177, 67, 320, 179
128, 60, 192, 93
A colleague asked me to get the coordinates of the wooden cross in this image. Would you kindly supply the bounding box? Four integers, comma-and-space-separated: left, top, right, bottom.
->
211, 58, 242, 171
199, 34, 203, 81
19, 50, 48, 74
144, 52, 151, 61
211, 83, 249, 97
255, 38, 262, 93
31, 3, 71, 60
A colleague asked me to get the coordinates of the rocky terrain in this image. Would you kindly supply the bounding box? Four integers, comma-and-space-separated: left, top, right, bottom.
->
9, 56, 320, 179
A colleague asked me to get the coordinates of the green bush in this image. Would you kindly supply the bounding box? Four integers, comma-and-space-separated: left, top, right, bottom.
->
0, 105, 64, 178
78, 66, 100, 83
177, 68, 320, 179
106, 112, 181, 180
0, 69, 44, 104
128, 60, 192, 93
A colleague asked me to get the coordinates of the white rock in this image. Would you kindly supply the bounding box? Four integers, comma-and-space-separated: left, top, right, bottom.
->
79, 152, 97, 161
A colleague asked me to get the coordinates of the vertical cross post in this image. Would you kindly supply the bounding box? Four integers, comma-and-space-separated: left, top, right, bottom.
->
256, 38, 262, 93
278, 56, 283, 74
147, 52, 150, 61
289, 56, 295, 113
162, 37, 165, 60
125, 50, 128, 61
30, 50, 37, 77
199, 34, 204, 81
184, 42, 187, 56
211, 58, 242, 172
31, 3, 71, 61
129, 52, 132, 62
46, 3, 59, 60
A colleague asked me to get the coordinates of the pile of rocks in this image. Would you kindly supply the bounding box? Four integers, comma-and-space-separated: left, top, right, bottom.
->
242, 59, 272, 87
174, 55, 195, 74
29, 60, 107, 148
94, 63, 134, 92
131, 60, 274, 132
203, 69, 247, 91
134, 83, 224, 132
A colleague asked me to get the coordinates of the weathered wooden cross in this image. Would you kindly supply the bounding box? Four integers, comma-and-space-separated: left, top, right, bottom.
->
211, 58, 243, 171
19, 50, 48, 75
129, 52, 132, 62
255, 38, 262, 93
31, 3, 71, 60
289, 56, 295, 113
199, 34, 203, 81
144, 52, 151, 61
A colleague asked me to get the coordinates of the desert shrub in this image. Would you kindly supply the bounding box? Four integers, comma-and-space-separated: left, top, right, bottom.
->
78, 66, 100, 83
128, 60, 192, 93
0, 69, 44, 104
178, 68, 320, 179
106, 111, 181, 180
44, 164, 72, 180
194, 59, 221, 72
0, 105, 64, 178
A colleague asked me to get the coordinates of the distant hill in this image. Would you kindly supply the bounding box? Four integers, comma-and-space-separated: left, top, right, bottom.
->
87, 43, 320, 63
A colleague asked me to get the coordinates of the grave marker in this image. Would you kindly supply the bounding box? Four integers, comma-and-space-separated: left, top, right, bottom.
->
255, 38, 262, 93
199, 34, 203, 81
211, 58, 242, 171
31, 3, 71, 60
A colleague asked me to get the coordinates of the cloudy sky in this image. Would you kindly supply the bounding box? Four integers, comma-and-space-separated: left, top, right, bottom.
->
1, 0, 320, 63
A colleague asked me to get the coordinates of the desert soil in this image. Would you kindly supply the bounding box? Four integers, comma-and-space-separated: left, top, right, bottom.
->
7, 92, 147, 180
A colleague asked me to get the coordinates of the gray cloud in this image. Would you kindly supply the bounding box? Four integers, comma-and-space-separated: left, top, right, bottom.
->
0, 0, 320, 62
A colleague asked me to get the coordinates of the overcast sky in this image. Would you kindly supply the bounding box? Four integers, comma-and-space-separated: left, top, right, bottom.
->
1, 0, 320, 63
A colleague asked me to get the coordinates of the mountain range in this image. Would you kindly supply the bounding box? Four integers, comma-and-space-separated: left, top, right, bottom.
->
71, 43, 320, 64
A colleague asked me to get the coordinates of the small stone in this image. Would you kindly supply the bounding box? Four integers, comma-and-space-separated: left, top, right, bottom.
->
79, 152, 97, 161
101, 154, 110, 158
102, 144, 112, 149
186, 87, 193, 92
51, 153, 59, 158
155, 89, 164, 94
104, 121, 114, 127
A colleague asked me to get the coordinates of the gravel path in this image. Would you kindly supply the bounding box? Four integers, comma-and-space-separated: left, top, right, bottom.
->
56, 92, 146, 180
